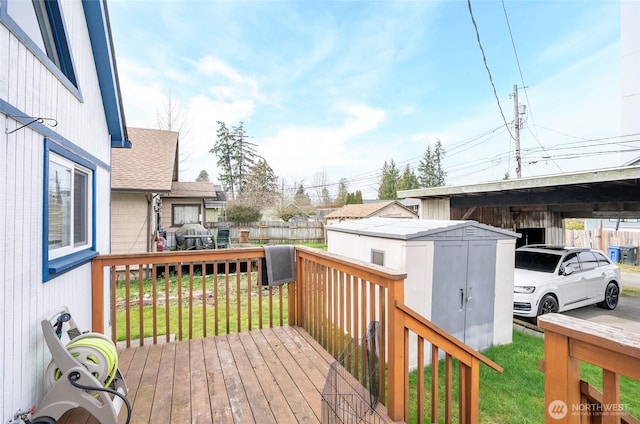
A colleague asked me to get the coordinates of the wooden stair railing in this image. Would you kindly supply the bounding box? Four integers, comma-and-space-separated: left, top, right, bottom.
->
539, 313, 640, 424
293, 246, 504, 423
391, 301, 503, 423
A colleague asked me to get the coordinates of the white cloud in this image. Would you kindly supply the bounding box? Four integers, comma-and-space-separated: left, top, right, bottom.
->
257, 103, 386, 187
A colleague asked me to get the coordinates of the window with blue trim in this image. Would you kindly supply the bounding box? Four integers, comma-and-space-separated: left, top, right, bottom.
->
44, 140, 97, 281
4, 0, 78, 87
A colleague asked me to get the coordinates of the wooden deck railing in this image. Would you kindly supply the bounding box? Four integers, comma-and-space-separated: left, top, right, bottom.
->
394, 302, 503, 423
92, 246, 504, 422
538, 313, 640, 424
91, 248, 292, 347
294, 246, 503, 422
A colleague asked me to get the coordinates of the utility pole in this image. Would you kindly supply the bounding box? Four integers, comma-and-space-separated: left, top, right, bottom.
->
513, 84, 522, 178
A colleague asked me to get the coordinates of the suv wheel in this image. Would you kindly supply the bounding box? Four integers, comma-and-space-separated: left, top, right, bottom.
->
537, 294, 559, 316
597, 282, 619, 310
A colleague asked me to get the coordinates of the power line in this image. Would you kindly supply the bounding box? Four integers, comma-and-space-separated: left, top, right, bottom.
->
466, 0, 515, 143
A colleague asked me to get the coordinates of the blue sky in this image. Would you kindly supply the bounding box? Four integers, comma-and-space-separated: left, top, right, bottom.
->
108, 0, 624, 199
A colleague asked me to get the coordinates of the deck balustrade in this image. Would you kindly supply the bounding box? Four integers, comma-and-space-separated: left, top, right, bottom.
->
92, 246, 504, 422
539, 313, 640, 424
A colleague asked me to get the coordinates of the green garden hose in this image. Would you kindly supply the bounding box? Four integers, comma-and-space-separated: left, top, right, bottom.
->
45, 334, 119, 390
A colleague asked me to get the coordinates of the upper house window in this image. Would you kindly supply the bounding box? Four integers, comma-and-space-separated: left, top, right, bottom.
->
4, 0, 78, 87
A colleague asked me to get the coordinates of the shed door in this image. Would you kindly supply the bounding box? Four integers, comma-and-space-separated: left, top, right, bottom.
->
464, 240, 496, 351
431, 240, 496, 351
431, 241, 469, 344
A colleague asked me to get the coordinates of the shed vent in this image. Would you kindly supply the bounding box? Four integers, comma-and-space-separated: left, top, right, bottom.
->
464, 227, 476, 237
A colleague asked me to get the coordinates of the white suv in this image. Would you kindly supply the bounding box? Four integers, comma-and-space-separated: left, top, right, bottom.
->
513, 245, 620, 318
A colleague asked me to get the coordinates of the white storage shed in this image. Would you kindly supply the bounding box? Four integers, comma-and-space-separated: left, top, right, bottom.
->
327, 217, 519, 356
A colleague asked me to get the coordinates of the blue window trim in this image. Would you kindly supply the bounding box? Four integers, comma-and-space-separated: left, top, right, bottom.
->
44, 0, 77, 87
0, 0, 82, 100
43, 138, 98, 282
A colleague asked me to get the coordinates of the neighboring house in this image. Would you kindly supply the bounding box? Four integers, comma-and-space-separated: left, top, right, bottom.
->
325, 200, 418, 225
111, 127, 179, 254
160, 181, 227, 237
1, 0, 129, 420
399, 197, 420, 214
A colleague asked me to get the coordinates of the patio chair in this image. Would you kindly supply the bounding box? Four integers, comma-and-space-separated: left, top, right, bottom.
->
216, 225, 230, 249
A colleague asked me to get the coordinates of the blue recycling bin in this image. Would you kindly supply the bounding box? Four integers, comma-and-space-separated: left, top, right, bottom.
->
608, 246, 621, 263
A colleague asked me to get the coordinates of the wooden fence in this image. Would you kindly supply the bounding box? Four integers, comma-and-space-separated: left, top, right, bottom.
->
168, 221, 326, 247
565, 229, 640, 264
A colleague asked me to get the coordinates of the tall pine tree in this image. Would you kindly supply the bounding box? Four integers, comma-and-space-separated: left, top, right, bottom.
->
210, 121, 262, 199
378, 160, 400, 200
418, 140, 446, 188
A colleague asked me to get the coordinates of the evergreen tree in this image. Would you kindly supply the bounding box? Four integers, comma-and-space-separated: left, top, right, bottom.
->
336, 178, 348, 206
294, 184, 311, 207
321, 187, 332, 205
210, 121, 262, 199
196, 170, 210, 182
232, 121, 259, 195
211, 121, 236, 198
418, 140, 447, 188
354, 190, 363, 204
397, 165, 420, 191
434, 139, 447, 186
241, 159, 279, 209
378, 160, 400, 200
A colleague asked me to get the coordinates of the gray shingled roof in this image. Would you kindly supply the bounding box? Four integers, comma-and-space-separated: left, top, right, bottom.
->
168, 181, 218, 199
111, 127, 179, 191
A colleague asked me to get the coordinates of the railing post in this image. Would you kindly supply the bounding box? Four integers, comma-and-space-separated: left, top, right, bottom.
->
602, 370, 620, 424
295, 248, 304, 327
459, 359, 480, 423
543, 327, 581, 423
91, 257, 105, 333
387, 282, 405, 421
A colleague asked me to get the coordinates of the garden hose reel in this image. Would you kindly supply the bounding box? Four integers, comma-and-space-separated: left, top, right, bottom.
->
44, 333, 119, 391
26, 307, 129, 424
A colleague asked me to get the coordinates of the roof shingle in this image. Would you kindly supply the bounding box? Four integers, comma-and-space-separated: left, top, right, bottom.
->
168, 181, 218, 199
112, 127, 179, 191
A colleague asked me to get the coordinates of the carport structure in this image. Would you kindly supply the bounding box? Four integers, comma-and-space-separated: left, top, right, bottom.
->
398, 165, 640, 247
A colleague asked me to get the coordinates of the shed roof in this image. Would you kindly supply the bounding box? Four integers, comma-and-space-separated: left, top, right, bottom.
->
168, 181, 218, 199
111, 127, 178, 192
325, 200, 416, 219
326, 217, 519, 240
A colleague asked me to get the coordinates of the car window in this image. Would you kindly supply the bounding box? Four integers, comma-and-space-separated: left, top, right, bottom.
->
577, 251, 599, 270
561, 253, 580, 273
593, 251, 611, 266
515, 251, 562, 272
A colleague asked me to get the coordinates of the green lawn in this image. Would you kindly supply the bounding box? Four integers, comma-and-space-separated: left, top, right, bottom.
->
114, 271, 288, 341
406, 330, 640, 423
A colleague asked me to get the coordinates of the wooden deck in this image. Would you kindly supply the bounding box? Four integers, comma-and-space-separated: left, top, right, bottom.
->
58, 326, 394, 424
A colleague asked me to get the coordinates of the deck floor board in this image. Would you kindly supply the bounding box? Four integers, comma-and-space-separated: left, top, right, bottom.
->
56, 326, 394, 424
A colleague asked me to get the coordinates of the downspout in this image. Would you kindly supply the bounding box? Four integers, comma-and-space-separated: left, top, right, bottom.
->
146, 193, 153, 252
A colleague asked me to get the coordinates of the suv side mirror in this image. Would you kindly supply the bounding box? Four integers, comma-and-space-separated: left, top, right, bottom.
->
561, 265, 574, 276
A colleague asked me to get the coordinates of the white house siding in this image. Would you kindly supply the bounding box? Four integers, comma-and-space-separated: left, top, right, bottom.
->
0, 1, 114, 419
112, 192, 150, 254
